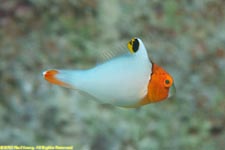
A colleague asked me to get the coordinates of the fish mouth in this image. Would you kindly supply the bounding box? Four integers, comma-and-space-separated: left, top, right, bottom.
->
168, 83, 176, 98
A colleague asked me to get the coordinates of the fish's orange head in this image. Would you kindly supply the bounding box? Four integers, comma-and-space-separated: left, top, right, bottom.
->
145, 63, 175, 103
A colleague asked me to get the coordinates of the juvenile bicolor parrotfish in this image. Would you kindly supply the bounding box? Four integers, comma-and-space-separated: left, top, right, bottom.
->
43, 38, 175, 107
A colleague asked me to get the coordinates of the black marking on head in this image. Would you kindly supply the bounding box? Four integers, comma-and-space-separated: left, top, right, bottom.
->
132, 38, 139, 53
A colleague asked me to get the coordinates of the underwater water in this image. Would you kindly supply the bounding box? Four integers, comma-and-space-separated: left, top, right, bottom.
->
0, 0, 224, 150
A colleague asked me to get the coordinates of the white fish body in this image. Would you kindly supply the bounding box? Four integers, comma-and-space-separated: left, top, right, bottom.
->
50, 39, 151, 106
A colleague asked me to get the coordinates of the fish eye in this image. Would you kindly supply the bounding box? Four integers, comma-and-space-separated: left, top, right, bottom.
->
164, 78, 173, 88
165, 79, 170, 84
127, 38, 139, 53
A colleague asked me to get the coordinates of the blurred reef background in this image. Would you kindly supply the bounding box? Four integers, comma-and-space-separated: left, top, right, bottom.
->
0, 0, 225, 150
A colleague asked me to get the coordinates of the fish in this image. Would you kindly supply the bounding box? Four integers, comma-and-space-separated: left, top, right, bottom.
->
43, 38, 175, 107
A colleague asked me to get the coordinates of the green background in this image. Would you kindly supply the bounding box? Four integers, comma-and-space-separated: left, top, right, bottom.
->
0, 0, 224, 149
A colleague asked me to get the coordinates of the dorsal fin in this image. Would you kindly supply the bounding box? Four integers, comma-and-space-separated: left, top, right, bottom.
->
98, 40, 129, 62
97, 37, 153, 63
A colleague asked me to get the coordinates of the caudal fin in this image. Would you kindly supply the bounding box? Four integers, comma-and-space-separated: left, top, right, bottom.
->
43, 69, 73, 88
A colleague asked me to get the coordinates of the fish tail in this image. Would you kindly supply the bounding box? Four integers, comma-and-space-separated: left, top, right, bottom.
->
43, 69, 74, 89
